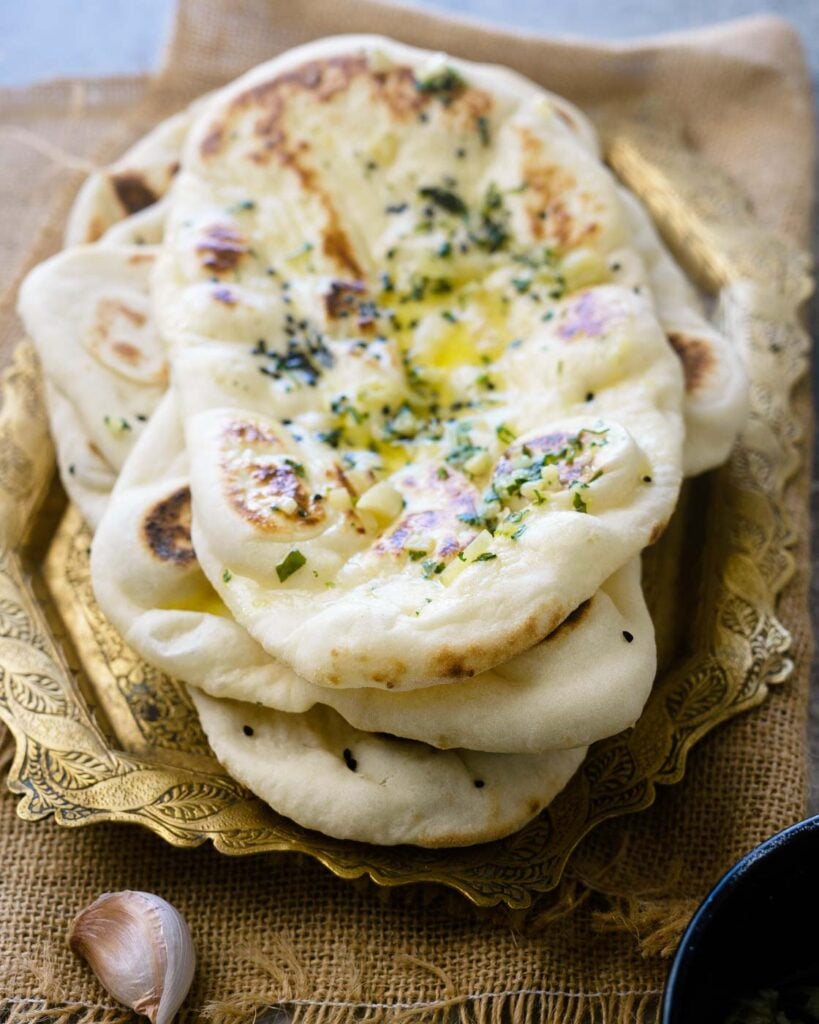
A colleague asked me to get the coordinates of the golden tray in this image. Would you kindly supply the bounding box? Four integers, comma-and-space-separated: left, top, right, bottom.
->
0, 121, 811, 909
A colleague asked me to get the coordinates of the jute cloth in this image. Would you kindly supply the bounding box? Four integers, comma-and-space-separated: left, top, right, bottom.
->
0, 2, 814, 1021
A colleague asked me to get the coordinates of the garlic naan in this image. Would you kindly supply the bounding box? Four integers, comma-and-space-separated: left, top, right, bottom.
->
17, 244, 168, 526
91, 392, 655, 753
154, 35, 685, 690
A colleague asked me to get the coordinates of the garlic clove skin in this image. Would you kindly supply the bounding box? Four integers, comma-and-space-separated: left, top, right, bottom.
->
69, 890, 195, 1024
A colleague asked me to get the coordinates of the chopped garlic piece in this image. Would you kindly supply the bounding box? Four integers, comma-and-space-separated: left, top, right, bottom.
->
405, 533, 433, 553
463, 450, 492, 476
520, 480, 546, 502
441, 529, 495, 587
356, 481, 404, 524
327, 487, 352, 511
440, 557, 467, 587
540, 464, 561, 488
562, 248, 607, 291
462, 529, 493, 560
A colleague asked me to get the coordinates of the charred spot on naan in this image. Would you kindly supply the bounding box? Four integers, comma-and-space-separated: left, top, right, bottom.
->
94, 297, 147, 330
557, 291, 611, 341
109, 341, 143, 367
85, 296, 167, 386
212, 285, 239, 306
110, 172, 158, 216
494, 430, 597, 493
127, 252, 156, 266
197, 56, 495, 278
375, 466, 479, 560
204, 55, 481, 163
142, 486, 196, 567
667, 331, 715, 395
431, 604, 563, 682
196, 223, 249, 273
324, 279, 368, 323
537, 598, 591, 645
219, 420, 325, 532
517, 127, 602, 249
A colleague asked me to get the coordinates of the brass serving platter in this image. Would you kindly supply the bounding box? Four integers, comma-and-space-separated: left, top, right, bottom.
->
0, 121, 811, 908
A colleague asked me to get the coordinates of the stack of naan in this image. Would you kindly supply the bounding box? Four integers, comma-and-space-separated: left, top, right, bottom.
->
18, 36, 748, 847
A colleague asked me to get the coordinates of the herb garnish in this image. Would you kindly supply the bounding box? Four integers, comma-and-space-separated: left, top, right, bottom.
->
418, 186, 468, 216
276, 550, 307, 583
317, 428, 343, 448
422, 559, 446, 578
415, 67, 465, 103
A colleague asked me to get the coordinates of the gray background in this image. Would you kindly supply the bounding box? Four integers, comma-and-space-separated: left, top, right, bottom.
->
2, 1, 817, 804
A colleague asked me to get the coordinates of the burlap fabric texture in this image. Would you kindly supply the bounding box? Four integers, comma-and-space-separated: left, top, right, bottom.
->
0, 2, 814, 1021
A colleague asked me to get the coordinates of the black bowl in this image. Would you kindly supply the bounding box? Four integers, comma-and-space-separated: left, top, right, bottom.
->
662, 815, 819, 1023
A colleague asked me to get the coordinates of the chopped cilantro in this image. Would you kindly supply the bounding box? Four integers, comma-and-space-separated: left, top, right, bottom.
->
457, 511, 483, 526
422, 559, 446, 578
408, 549, 428, 561
475, 114, 491, 146
475, 552, 497, 562
572, 491, 588, 513
317, 428, 343, 448
222, 569, 233, 583
415, 67, 465, 103
496, 423, 516, 445
418, 186, 468, 216
276, 550, 307, 583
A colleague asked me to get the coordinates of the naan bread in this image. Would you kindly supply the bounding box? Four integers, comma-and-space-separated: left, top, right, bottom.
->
64, 107, 192, 247
17, 244, 168, 526
615, 188, 748, 476
43, 381, 118, 527
189, 688, 587, 847
154, 35, 685, 690
91, 393, 655, 753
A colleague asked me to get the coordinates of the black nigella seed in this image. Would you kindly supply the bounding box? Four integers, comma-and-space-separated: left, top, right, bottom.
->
622, 631, 634, 643
474, 779, 485, 789
585, 392, 595, 402
642, 475, 652, 483
243, 725, 254, 736
343, 748, 358, 772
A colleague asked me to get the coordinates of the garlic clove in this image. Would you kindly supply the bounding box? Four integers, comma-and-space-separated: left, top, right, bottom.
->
69, 890, 195, 1024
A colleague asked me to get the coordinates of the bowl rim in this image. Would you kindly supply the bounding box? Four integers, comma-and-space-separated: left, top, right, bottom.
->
662, 814, 819, 1022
